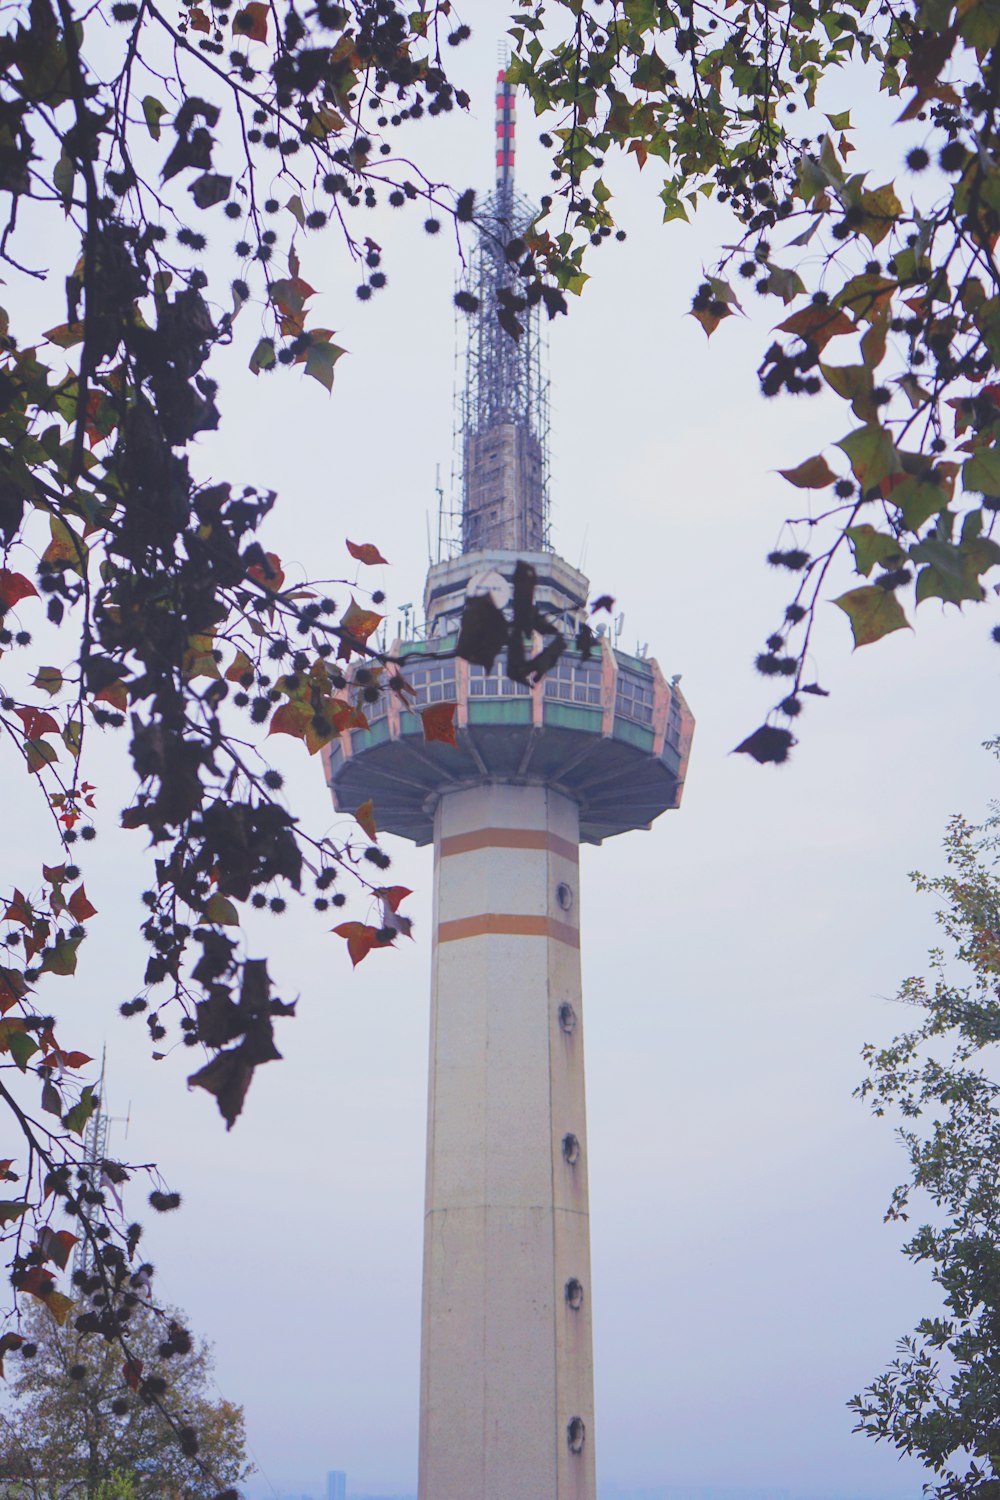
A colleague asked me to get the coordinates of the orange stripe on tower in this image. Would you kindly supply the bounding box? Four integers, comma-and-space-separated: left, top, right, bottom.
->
437, 913, 580, 948
438, 827, 578, 861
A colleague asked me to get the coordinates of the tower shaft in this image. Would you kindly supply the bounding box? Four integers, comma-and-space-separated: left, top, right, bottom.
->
419, 782, 596, 1500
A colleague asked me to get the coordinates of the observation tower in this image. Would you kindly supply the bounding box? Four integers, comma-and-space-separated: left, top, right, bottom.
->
324, 69, 694, 1500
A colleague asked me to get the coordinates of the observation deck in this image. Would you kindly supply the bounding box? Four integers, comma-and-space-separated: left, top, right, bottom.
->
323, 549, 694, 847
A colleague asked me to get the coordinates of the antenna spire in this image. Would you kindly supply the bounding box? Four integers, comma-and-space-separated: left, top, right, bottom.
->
495, 59, 515, 198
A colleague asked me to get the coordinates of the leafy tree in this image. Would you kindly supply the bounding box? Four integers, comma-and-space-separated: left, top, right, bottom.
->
0, 1296, 249, 1498
2, 0, 1000, 1479
852, 772, 1000, 1497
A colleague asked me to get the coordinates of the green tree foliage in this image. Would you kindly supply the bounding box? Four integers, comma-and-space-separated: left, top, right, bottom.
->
0, 1297, 249, 1498
852, 777, 1000, 1497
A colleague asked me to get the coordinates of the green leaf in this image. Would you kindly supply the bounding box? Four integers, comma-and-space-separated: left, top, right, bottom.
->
963, 446, 1000, 498
142, 95, 167, 140
205, 894, 240, 926
9, 1032, 38, 1071
25, 739, 58, 776
52, 151, 74, 211
63, 1085, 96, 1137
286, 194, 306, 228
40, 937, 80, 977
846, 524, 906, 576
833, 585, 910, 647
825, 109, 852, 130
836, 425, 902, 489
304, 341, 346, 391
33, 667, 63, 697
821, 362, 875, 420
893, 476, 950, 531
249, 338, 276, 375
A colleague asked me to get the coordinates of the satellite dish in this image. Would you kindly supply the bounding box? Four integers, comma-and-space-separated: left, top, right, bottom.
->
466, 568, 511, 611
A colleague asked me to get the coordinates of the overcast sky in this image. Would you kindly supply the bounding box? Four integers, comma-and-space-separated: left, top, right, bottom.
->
6, 18, 1000, 1500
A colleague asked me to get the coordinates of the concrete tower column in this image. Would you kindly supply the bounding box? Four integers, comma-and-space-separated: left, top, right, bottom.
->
418, 781, 596, 1500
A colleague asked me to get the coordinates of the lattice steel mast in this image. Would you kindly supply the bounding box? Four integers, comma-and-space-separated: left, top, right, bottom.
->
460, 67, 550, 555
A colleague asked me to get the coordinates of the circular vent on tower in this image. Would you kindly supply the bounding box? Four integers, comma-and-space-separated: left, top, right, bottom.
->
567, 1417, 586, 1454
558, 1002, 576, 1034
565, 1278, 584, 1310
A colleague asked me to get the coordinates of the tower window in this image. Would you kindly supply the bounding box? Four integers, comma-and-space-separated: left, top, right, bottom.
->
567, 1417, 586, 1454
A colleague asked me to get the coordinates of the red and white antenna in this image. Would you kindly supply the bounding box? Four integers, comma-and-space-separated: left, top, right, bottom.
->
495, 59, 515, 193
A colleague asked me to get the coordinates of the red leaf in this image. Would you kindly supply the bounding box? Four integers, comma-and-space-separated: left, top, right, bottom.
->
189, 6, 210, 29
36, 1225, 77, 1270
421, 702, 457, 747
3, 891, 31, 927
0, 571, 37, 608
60, 1050, 93, 1070
122, 1357, 143, 1392
14, 707, 59, 739
248, 552, 286, 592
68, 884, 97, 922
94, 680, 128, 711
377, 885, 411, 913
354, 799, 377, 841
332, 921, 380, 967
346, 539, 389, 566
19, 1266, 54, 1299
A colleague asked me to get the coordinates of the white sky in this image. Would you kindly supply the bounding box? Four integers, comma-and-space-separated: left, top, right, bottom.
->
4, 18, 999, 1500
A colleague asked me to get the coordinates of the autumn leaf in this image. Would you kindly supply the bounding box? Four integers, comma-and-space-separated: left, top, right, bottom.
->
36, 1225, 77, 1270
354, 798, 377, 841
778, 455, 838, 489
339, 597, 383, 653
377, 886, 412, 913
225, 649, 254, 683
333, 921, 380, 967
4, 891, 32, 927
778, 305, 855, 349
268, 701, 311, 739
14, 707, 59, 739
247, 551, 285, 591
232, 0, 267, 39
42, 516, 86, 575
833, 585, 911, 647
346, 539, 389, 566
421, 702, 457, 746
42, 1290, 74, 1326
94, 679, 129, 712
122, 1358, 143, 1392
68, 884, 97, 922
0, 1201, 29, 1227
0, 571, 37, 608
